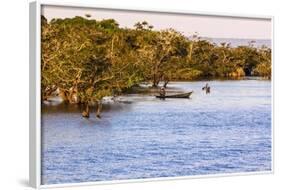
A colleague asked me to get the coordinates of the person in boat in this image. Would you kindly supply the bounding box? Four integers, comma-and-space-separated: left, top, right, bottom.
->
159, 87, 166, 99
202, 83, 210, 94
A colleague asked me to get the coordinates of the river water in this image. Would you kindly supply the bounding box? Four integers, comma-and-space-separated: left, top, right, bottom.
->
41, 80, 272, 185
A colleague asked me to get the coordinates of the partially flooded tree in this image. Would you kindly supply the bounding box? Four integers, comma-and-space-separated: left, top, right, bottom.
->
42, 17, 116, 117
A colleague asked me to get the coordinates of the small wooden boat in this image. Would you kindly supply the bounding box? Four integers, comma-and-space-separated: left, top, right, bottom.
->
155, 91, 193, 99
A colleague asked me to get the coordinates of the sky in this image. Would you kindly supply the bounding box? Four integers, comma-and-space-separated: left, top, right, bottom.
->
42, 5, 271, 40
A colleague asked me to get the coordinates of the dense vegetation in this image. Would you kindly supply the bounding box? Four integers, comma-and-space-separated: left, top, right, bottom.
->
41, 15, 271, 117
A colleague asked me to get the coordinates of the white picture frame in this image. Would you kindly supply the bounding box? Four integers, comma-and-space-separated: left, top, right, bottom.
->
29, 0, 274, 188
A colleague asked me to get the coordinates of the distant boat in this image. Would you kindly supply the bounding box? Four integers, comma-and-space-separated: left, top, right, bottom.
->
155, 91, 193, 99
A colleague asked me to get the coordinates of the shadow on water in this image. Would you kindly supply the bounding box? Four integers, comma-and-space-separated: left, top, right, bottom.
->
42, 101, 134, 115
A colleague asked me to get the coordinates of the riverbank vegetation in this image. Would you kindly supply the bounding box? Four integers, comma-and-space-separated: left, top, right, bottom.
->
41, 15, 271, 117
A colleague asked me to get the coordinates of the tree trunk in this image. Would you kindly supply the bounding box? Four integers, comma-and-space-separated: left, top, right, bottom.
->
152, 73, 163, 87
96, 101, 102, 118
68, 87, 76, 104
82, 102, 90, 118
59, 89, 70, 103
163, 80, 169, 88
152, 73, 158, 87
152, 63, 161, 87
188, 42, 193, 62
152, 79, 161, 87
42, 86, 57, 101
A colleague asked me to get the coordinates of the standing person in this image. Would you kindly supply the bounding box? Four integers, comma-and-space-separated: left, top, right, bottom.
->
202, 83, 211, 94
206, 85, 210, 94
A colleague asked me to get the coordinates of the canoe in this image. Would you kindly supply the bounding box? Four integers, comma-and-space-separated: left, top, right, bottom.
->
155, 91, 193, 99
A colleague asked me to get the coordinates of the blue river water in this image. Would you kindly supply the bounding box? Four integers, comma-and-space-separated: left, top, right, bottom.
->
41, 80, 272, 185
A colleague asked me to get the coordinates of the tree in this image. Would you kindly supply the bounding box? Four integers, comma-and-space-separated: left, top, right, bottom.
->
42, 17, 118, 117
253, 47, 271, 78
137, 28, 188, 87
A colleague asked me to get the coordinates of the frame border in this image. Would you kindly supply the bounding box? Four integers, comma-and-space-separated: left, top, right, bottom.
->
29, 0, 274, 188
29, 1, 41, 188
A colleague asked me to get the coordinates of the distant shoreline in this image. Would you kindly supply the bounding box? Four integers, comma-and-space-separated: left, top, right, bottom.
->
164, 76, 271, 82
201, 37, 271, 48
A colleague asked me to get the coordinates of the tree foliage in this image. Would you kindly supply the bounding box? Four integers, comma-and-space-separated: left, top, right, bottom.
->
41, 16, 271, 117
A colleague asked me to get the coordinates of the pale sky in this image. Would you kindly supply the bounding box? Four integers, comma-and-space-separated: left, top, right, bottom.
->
42, 5, 271, 39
